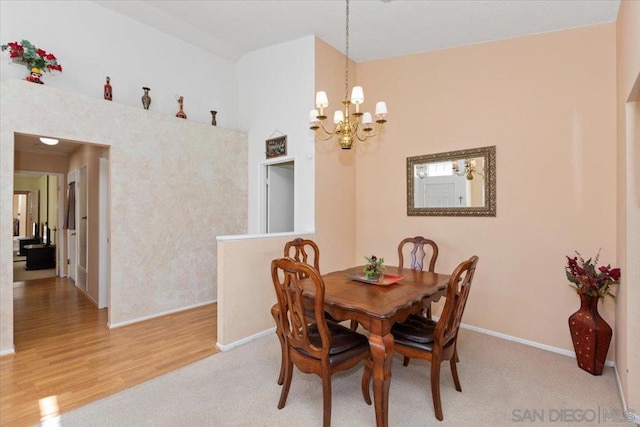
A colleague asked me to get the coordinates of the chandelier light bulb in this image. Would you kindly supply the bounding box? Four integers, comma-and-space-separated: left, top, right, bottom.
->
315, 91, 329, 109
350, 86, 364, 104
375, 102, 388, 117
362, 112, 373, 125
333, 110, 344, 124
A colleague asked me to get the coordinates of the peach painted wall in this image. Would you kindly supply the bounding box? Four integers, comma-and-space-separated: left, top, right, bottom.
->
313, 38, 358, 272
355, 25, 617, 356
15, 150, 68, 174
615, 0, 640, 415
216, 234, 309, 347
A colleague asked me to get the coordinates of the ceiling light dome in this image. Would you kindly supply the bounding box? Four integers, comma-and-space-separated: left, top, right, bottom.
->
39, 137, 59, 145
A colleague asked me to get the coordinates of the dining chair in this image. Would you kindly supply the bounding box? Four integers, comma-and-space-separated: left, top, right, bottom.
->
398, 236, 439, 318
271, 257, 372, 427
349, 235, 439, 331
386, 255, 479, 421
273, 238, 336, 385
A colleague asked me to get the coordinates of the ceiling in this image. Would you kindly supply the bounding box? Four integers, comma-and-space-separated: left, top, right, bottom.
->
14, 1, 620, 156
94, 0, 620, 63
14, 133, 85, 157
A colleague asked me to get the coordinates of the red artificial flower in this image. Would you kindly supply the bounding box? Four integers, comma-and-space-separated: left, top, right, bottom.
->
609, 268, 621, 281
36, 48, 46, 57
45, 53, 56, 60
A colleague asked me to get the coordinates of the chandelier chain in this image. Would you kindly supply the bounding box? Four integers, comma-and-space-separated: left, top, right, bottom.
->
345, 0, 349, 100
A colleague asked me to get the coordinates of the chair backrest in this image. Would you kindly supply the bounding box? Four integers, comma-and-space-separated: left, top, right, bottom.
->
397, 236, 439, 272
271, 257, 331, 361
284, 238, 321, 277
434, 255, 479, 349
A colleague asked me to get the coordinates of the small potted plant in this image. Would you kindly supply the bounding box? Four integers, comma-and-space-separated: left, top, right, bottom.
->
364, 255, 385, 281
1, 39, 62, 84
565, 249, 621, 375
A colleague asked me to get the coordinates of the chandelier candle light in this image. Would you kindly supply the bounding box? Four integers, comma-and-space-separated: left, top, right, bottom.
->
452, 159, 484, 180
309, 0, 388, 149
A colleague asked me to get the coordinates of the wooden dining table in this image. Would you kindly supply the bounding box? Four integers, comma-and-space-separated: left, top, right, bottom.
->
302, 265, 450, 427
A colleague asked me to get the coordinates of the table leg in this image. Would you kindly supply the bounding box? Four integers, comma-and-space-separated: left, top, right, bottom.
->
369, 332, 394, 427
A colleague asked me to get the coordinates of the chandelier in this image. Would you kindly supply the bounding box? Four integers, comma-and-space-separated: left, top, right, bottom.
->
453, 159, 484, 180
308, 0, 388, 150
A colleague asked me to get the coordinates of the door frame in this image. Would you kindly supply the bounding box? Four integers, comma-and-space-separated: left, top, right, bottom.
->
260, 156, 295, 234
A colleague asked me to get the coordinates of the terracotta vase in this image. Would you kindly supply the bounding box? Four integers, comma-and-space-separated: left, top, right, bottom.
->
176, 96, 187, 119
104, 77, 113, 101
568, 293, 612, 375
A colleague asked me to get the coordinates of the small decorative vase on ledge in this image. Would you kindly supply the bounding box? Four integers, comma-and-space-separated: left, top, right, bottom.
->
26, 67, 44, 84
176, 95, 187, 119
568, 293, 612, 376
141, 87, 151, 110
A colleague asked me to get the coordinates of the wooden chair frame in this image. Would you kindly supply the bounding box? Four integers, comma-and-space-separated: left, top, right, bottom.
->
271, 258, 372, 427
385, 255, 478, 421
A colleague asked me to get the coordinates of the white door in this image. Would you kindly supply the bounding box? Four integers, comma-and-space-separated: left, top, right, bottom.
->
67, 171, 77, 283
265, 161, 294, 233
77, 166, 88, 292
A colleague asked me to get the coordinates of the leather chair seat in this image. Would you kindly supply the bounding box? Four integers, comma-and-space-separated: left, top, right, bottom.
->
296, 322, 370, 366
391, 313, 437, 351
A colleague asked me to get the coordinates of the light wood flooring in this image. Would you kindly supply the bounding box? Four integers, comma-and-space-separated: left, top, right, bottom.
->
0, 276, 219, 426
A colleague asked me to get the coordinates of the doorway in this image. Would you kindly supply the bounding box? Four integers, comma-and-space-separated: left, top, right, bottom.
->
262, 160, 294, 233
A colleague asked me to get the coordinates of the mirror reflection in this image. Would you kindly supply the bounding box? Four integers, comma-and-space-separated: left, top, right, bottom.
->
407, 146, 496, 217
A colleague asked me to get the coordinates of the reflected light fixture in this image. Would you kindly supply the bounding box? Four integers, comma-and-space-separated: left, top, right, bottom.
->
309, 0, 388, 149
40, 137, 59, 146
452, 159, 484, 180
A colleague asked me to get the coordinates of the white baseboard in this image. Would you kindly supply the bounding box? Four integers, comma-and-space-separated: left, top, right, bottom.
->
217, 327, 276, 352
613, 365, 640, 424
107, 299, 216, 329
457, 321, 615, 367
0, 346, 15, 356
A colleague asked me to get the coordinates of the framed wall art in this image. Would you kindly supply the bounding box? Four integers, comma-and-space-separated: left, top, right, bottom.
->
265, 135, 287, 158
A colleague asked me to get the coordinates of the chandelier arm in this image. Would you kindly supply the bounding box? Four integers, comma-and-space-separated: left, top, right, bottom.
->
313, 131, 338, 142
317, 121, 338, 136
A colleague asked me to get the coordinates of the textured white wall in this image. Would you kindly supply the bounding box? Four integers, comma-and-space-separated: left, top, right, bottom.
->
237, 36, 316, 234
0, 1, 238, 128
0, 78, 248, 353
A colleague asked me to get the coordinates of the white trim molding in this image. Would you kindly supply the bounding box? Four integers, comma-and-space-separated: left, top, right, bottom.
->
107, 300, 216, 329
217, 327, 276, 352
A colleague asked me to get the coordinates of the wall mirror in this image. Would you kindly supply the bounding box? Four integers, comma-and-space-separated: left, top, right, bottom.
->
407, 145, 496, 217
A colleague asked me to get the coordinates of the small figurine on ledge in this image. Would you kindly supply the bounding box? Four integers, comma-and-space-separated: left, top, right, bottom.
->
176, 95, 187, 119
26, 67, 44, 84
104, 76, 112, 101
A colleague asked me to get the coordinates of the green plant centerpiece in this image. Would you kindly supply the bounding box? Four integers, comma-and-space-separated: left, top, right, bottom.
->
364, 255, 385, 281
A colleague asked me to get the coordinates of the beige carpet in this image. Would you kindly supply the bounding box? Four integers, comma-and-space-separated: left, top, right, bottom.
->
59, 328, 634, 426
13, 260, 56, 282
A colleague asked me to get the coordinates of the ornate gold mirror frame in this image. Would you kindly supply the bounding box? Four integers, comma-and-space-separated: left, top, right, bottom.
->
407, 146, 496, 217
